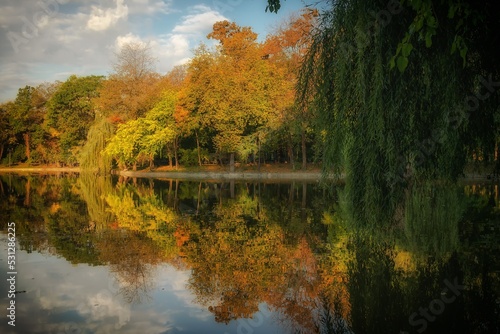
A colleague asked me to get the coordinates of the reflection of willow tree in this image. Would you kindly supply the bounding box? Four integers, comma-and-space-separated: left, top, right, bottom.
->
45, 176, 101, 265
319, 181, 498, 334
345, 233, 409, 334
458, 185, 500, 332
401, 182, 464, 260
77, 173, 115, 229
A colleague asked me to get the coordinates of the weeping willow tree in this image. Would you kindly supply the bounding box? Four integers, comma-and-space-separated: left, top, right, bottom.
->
79, 117, 114, 174
296, 0, 497, 226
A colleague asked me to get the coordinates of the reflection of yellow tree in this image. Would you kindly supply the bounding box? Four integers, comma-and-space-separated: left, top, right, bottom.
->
98, 182, 190, 303
105, 184, 182, 260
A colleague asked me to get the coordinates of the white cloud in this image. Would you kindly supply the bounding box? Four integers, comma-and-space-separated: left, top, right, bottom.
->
127, 0, 175, 15
86, 0, 128, 31
173, 4, 226, 34
163, 34, 189, 57
115, 32, 146, 50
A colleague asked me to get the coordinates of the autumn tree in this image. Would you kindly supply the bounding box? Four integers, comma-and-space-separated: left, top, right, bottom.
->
264, 9, 318, 169
95, 42, 163, 121
178, 45, 217, 166
183, 22, 283, 171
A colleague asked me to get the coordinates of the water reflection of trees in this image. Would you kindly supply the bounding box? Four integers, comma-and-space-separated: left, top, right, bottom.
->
96, 230, 161, 304
183, 182, 332, 333
1, 175, 499, 332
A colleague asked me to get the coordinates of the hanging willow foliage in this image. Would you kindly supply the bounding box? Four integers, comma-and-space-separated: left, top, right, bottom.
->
78, 174, 115, 229
298, 0, 482, 226
79, 117, 114, 174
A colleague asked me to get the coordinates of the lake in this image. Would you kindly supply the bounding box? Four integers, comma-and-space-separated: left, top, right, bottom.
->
0, 174, 499, 334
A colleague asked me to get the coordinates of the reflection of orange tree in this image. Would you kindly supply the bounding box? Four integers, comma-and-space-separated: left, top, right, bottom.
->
184, 201, 288, 323
266, 236, 322, 334
183, 190, 328, 332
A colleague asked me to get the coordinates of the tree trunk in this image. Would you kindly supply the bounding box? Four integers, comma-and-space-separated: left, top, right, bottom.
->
301, 182, 307, 223
149, 155, 154, 170
167, 144, 173, 167
196, 131, 202, 166
287, 133, 294, 167
133, 161, 137, 171
174, 137, 179, 169
229, 152, 235, 173
167, 180, 173, 206
230, 179, 235, 199
257, 136, 261, 172
288, 181, 294, 220
301, 129, 307, 170
23, 133, 30, 162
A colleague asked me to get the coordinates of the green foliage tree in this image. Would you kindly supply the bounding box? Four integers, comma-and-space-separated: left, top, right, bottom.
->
46, 75, 103, 165
8, 86, 48, 164
0, 104, 14, 163
104, 91, 178, 169
292, 0, 500, 226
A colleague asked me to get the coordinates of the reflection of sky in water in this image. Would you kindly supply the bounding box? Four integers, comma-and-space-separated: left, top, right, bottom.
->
0, 235, 283, 334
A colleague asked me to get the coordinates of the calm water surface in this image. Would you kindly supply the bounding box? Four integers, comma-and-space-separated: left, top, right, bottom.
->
0, 174, 499, 334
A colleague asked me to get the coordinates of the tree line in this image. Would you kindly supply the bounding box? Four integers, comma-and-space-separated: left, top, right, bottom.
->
1, 0, 499, 186
0, 9, 318, 173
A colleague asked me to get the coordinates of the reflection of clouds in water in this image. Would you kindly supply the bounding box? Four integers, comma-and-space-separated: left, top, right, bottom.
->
83, 290, 131, 329
0, 245, 230, 333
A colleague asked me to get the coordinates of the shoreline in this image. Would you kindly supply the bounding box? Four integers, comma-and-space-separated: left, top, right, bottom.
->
0, 166, 329, 181
0, 166, 495, 182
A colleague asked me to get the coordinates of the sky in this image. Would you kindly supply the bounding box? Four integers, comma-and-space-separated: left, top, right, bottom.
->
0, 0, 317, 103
